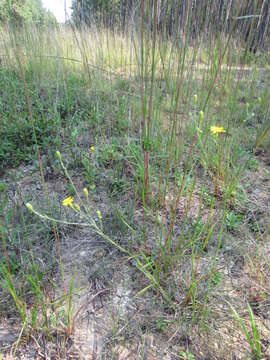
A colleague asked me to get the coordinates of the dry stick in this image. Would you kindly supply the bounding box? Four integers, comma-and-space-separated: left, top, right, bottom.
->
17, 57, 67, 298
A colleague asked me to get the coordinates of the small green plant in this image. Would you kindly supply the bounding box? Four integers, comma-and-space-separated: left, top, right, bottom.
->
179, 350, 196, 360
248, 218, 261, 234
210, 270, 222, 287
201, 187, 213, 206
109, 177, 127, 197
0, 182, 8, 193
226, 211, 243, 231
247, 157, 259, 171
155, 318, 168, 333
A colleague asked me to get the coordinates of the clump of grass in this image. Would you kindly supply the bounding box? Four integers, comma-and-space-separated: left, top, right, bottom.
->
230, 302, 262, 359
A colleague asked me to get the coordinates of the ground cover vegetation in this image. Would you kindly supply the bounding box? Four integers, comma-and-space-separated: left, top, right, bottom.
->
0, 0, 270, 358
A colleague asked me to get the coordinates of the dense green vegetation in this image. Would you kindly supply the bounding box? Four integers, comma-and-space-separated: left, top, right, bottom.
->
0, 0, 56, 24
0, 1, 270, 359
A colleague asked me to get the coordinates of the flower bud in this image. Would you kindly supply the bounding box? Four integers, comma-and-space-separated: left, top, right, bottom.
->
26, 203, 34, 212
56, 151, 62, 161
83, 187, 89, 198
96, 210, 102, 220
199, 110, 204, 121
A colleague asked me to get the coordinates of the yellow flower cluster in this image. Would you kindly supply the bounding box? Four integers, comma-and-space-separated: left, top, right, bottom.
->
62, 194, 101, 220
210, 125, 225, 136
62, 196, 80, 211
62, 196, 74, 207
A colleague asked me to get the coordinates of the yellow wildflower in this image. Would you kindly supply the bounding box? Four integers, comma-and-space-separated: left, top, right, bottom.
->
62, 196, 74, 207
96, 210, 102, 219
74, 203, 81, 212
90, 146, 95, 153
210, 125, 226, 136
83, 187, 89, 198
